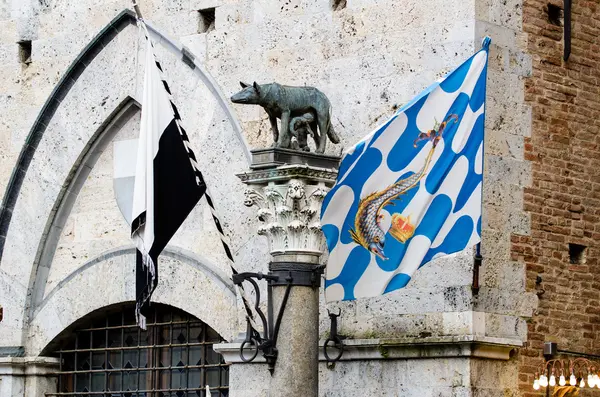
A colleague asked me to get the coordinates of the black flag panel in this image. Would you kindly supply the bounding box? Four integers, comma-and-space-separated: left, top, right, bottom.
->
132, 34, 205, 328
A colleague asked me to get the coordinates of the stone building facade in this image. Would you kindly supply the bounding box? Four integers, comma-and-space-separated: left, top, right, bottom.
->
0, 0, 583, 396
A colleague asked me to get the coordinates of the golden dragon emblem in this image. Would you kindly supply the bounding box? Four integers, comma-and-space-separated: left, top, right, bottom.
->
349, 114, 458, 259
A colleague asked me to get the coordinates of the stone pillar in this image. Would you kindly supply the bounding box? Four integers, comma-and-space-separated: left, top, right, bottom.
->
237, 148, 339, 397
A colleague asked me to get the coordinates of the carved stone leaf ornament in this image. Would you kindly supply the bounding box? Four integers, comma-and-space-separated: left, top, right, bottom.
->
243, 179, 329, 254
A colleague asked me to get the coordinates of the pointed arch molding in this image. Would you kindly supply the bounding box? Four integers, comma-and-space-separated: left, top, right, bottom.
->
0, 9, 247, 348
0, 8, 250, 259
29, 247, 237, 356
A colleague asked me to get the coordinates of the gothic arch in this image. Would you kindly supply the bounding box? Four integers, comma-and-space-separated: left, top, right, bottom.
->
0, 8, 256, 350
27, 249, 236, 356
0, 9, 250, 262
39, 302, 230, 396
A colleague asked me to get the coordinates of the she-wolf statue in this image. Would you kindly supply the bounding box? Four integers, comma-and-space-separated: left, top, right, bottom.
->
230, 81, 340, 153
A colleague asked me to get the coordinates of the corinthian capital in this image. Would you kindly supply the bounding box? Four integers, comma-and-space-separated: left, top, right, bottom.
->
242, 179, 330, 255
237, 150, 340, 259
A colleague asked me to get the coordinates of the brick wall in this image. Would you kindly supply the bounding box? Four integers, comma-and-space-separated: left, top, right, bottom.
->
516, 0, 600, 395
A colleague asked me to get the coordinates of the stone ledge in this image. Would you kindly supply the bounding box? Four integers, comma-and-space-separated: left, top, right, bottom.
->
214, 335, 522, 364
0, 356, 60, 376
248, 148, 341, 170
237, 163, 340, 184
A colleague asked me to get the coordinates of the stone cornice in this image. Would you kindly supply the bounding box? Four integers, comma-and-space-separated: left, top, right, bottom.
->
214, 335, 522, 364
236, 164, 339, 185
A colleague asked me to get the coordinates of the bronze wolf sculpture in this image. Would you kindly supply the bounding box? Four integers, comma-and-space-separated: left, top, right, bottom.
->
231, 82, 340, 153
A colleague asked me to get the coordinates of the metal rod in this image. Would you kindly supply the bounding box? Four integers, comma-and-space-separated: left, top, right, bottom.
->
268, 281, 274, 342
56, 341, 211, 353
58, 350, 63, 393
186, 318, 191, 393
120, 318, 125, 393
558, 349, 600, 361
472, 242, 482, 295
272, 280, 293, 348
168, 315, 173, 392
546, 363, 550, 397
49, 364, 226, 375
564, 0, 571, 61
73, 333, 78, 393
136, 325, 141, 395
76, 319, 202, 331
151, 320, 157, 396
201, 323, 207, 397
131, 0, 144, 20
45, 386, 229, 396
104, 318, 109, 393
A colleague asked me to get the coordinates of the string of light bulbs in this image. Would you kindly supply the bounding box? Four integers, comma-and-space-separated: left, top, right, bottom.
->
534, 358, 600, 390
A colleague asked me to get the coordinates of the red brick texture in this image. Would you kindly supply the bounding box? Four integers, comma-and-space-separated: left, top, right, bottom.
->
516, 0, 600, 396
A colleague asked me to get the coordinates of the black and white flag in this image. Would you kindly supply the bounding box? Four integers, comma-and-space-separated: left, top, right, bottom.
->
132, 35, 205, 329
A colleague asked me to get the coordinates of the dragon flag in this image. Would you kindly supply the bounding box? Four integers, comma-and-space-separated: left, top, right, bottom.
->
321, 37, 491, 301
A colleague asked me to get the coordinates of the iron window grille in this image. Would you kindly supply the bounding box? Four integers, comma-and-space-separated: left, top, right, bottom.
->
45, 303, 229, 397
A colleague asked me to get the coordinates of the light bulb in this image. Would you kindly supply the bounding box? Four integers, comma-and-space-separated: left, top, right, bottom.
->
570, 374, 577, 386
540, 375, 549, 387
588, 374, 595, 388
594, 374, 600, 386
580, 379, 586, 388
533, 379, 540, 390
549, 375, 556, 386
559, 375, 566, 386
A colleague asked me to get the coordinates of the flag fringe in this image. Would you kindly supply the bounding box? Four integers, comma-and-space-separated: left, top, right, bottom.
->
135, 302, 147, 330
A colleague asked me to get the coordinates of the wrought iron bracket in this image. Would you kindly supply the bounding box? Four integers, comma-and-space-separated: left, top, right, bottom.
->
232, 263, 325, 374
324, 309, 345, 367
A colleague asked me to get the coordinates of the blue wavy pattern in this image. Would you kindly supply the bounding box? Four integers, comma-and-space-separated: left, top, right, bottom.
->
325, 246, 372, 300
321, 42, 490, 301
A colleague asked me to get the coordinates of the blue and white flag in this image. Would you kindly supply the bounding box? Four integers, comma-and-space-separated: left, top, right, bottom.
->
321, 38, 490, 301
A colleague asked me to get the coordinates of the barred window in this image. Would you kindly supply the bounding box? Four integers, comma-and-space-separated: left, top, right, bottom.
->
46, 303, 229, 397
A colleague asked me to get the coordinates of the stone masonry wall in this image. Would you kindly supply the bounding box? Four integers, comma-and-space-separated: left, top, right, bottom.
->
515, 0, 600, 396
0, 0, 541, 396
0, 0, 493, 351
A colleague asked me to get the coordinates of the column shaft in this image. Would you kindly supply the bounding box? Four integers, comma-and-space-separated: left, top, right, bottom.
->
269, 282, 319, 396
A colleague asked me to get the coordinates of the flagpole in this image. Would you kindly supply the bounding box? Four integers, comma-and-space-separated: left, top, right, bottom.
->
131, 0, 144, 20
473, 37, 490, 297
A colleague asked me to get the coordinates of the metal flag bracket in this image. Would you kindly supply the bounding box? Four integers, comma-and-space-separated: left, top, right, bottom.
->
324, 309, 345, 368
232, 263, 325, 374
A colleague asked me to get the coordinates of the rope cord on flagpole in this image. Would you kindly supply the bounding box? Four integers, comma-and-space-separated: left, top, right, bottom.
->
202, 189, 260, 330
131, 1, 259, 331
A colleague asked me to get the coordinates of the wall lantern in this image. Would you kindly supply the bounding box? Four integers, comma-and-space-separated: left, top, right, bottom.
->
534, 342, 600, 392
534, 358, 600, 390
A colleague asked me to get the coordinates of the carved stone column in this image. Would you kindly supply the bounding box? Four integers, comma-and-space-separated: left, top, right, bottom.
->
237, 148, 339, 397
